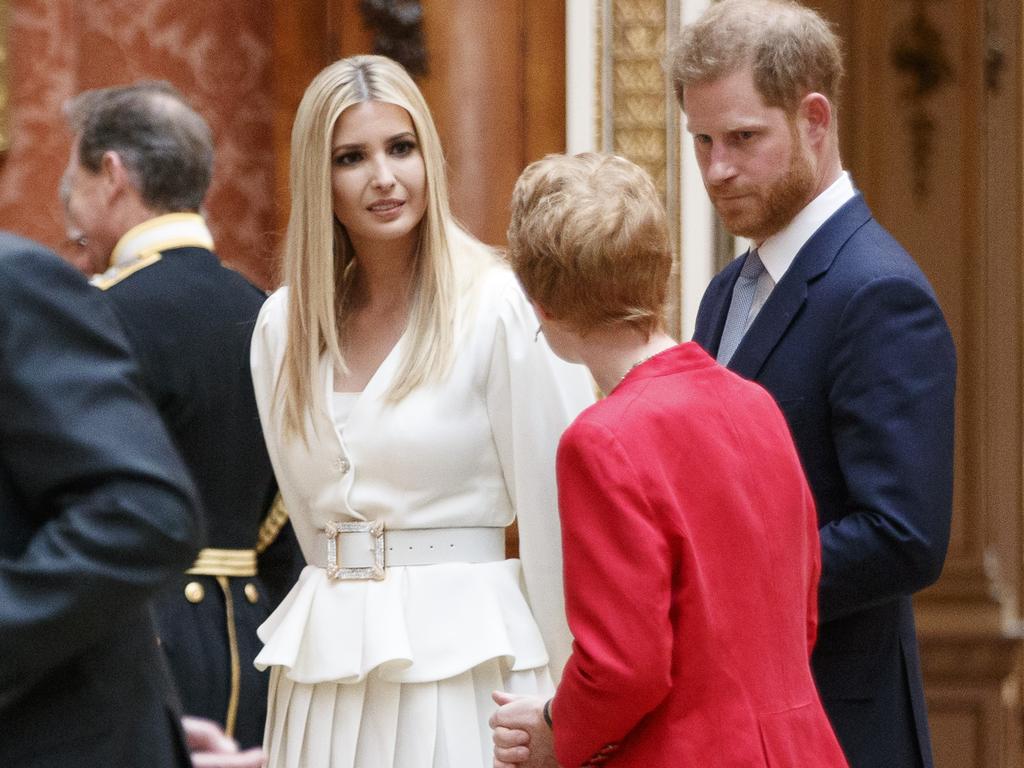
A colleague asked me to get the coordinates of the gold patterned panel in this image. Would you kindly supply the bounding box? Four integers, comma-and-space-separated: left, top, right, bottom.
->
598, 0, 681, 336
609, 1, 667, 195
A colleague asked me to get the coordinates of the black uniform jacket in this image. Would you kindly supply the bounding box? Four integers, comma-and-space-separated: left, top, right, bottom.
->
0, 234, 202, 768
99, 240, 303, 748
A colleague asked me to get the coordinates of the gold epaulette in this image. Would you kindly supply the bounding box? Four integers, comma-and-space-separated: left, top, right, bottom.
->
256, 494, 290, 555
91, 251, 162, 291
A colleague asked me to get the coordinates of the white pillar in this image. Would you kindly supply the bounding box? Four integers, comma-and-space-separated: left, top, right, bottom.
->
677, 0, 716, 339
566, 0, 598, 154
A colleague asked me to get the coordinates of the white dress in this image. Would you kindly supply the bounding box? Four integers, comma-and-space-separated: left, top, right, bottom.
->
250, 265, 595, 768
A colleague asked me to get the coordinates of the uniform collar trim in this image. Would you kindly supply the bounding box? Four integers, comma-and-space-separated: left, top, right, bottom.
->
110, 212, 214, 267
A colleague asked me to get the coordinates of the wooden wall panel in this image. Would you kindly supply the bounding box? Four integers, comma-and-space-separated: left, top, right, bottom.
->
270, 0, 336, 275
271, 1, 566, 253
812, 1, 1024, 766
980, 0, 1024, 628
331, 0, 374, 55
523, 3, 567, 168
418, 0, 524, 246
922, 636, 1022, 768
417, 0, 566, 246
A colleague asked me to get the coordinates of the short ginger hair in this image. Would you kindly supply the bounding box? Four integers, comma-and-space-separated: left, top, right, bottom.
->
670, 0, 844, 113
507, 152, 671, 336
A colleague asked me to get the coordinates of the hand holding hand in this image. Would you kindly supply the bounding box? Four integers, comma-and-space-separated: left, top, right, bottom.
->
489, 691, 558, 768
182, 716, 267, 768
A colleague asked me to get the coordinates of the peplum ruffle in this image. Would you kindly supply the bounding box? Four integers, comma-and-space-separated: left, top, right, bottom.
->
255, 558, 551, 685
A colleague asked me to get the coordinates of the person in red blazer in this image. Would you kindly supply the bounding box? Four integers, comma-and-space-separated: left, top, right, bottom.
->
490, 152, 848, 768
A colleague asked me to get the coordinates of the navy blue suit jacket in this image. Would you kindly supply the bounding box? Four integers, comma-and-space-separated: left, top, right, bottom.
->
0, 235, 202, 767
693, 194, 956, 768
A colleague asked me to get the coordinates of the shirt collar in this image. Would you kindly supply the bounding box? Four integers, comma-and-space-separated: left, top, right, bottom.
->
110, 212, 214, 268
754, 171, 856, 283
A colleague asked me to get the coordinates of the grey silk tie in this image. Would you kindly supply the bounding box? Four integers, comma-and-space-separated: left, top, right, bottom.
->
716, 249, 765, 366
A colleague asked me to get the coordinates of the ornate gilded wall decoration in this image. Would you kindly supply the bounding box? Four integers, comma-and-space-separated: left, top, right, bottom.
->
600, 0, 670, 198
890, 1, 954, 199
359, 0, 427, 76
597, 0, 680, 332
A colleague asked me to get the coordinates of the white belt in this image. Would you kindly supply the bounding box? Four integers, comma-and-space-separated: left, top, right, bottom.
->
312, 521, 506, 581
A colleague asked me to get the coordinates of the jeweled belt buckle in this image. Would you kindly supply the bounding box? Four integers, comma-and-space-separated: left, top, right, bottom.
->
323, 520, 385, 581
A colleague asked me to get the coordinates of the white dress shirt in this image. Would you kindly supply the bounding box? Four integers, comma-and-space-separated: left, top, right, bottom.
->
754, 171, 857, 287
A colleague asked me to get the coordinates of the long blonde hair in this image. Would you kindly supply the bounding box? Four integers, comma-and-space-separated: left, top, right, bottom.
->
278, 55, 491, 439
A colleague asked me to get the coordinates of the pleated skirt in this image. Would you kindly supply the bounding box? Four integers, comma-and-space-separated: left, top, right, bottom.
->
263, 659, 554, 768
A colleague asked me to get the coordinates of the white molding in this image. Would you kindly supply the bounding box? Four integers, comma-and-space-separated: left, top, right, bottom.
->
566, 0, 598, 154
679, 113, 714, 339
681, 0, 712, 24
677, 0, 714, 339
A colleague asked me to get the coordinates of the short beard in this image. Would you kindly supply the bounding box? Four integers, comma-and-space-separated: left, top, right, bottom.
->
714, 124, 816, 242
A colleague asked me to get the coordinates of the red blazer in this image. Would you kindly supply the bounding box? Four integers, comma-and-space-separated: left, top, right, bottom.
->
552, 343, 848, 767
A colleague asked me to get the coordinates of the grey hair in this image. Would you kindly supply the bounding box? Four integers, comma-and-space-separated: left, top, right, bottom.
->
66, 81, 214, 212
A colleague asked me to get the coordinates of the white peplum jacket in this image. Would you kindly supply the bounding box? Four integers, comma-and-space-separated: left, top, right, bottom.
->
249, 264, 595, 690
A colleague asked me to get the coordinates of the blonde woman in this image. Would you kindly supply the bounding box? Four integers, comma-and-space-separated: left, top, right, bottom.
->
249, 55, 594, 767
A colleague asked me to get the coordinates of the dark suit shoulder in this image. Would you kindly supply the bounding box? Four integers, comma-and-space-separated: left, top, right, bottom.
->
0, 236, 130, 355
92, 251, 163, 291
0, 234, 83, 292
0, 231, 59, 262
105, 246, 264, 295
103, 247, 266, 324
707, 253, 744, 289
835, 217, 930, 281
807, 218, 941, 323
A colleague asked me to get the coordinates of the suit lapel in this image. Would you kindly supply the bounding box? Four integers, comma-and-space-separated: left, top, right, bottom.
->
696, 257, 743, 356
727, 194, 874, 379
728, 270, 807, 378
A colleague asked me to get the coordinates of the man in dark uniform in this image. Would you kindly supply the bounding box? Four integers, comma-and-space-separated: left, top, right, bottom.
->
0, 233, 201, 767
60, 81, 303, 749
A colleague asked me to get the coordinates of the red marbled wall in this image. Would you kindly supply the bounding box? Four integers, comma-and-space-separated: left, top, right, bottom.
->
0, 0, 279, 287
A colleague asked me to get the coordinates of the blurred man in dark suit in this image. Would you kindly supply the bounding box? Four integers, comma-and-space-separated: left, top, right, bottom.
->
0, 233, 201, 767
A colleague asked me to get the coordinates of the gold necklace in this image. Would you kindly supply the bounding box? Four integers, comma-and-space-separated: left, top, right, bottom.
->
617, 354, 654, 388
